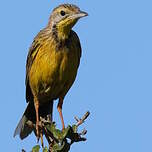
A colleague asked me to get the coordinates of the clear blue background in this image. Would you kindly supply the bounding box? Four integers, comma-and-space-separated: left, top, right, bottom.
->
0, 0, 152, 151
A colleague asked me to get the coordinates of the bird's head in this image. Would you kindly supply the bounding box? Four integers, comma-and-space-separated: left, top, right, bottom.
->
48, 4, 88, 39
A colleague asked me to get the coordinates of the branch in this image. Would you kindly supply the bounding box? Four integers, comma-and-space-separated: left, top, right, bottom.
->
75, 111, 90, 127
24, 111, 90, 152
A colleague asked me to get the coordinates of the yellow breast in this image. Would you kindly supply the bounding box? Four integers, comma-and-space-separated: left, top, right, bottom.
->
29, 33, 80, 102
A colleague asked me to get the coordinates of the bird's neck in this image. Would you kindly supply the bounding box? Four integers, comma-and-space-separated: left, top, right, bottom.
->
58, 27, 70, 40
52, 24, 70, 41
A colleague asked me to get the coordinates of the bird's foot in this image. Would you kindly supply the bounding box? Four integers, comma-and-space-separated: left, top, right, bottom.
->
37, 119, 44, 148
40, 130, 44, 148
36, 122, 40, 142
62, 126, 65, 131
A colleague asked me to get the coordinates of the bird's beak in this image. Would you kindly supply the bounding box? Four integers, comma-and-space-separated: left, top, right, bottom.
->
70, 11, 88, 20
77, 11, 88, 18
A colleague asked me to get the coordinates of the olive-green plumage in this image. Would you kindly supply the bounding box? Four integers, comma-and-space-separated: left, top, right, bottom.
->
14, 3, 88, 139
27, 29, 81, 103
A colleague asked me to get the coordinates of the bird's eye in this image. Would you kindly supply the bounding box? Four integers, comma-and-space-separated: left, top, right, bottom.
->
60, 10, 66, 16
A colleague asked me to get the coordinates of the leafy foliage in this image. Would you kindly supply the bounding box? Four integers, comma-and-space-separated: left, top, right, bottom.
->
24, 112, 90, 152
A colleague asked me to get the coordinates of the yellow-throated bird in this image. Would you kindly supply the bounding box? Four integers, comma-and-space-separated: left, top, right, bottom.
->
14, 4, 88, 140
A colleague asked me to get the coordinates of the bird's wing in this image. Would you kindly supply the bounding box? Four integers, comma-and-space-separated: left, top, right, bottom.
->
25, 30, 45, 102
72, 30, 82, 67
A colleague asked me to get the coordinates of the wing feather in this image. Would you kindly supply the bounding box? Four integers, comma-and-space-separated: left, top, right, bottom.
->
25, 30, 45, 102
71, 30, 82, 67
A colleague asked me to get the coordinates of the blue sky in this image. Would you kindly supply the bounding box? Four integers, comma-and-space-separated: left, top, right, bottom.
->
0, 0, 152, 151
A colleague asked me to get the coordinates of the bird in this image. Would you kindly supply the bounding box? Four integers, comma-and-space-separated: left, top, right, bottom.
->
14, 3, 88, 141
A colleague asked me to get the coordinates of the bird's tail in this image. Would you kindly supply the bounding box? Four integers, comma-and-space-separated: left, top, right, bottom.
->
13, 101, 53, 140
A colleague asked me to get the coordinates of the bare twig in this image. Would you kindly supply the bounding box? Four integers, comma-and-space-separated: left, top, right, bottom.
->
79, 129, 87, 136
76, 111, 90, 127
74, 116, 80, 122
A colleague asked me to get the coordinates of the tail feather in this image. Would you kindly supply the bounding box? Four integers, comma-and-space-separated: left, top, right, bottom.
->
13, 114, 33, 139
14, 101, 53, 140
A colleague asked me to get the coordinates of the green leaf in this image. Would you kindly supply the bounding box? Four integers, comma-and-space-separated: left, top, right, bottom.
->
32, 145, 40, 152
60, 126, 71, 139
72, 125, 77, 133
53, 142, 65, 151
46, 124, 71, 141
43, 147, 48, 152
